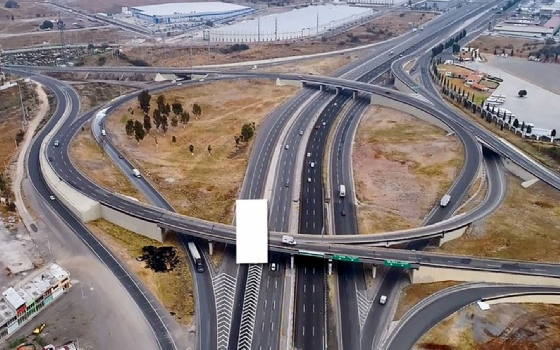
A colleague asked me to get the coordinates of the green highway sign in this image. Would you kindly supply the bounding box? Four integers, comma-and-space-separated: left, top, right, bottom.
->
299, 250, 325, 258
384, 260, 412, 268
332, 254, 360, 262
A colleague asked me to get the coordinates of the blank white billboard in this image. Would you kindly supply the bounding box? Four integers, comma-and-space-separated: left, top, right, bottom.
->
236, 199, 268, 264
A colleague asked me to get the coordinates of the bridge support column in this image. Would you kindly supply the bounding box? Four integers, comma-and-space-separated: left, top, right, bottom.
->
335, 87, 341, 95
319, 84, 324, 91
208, 241, 214, 256
290, 255, 295, 269
352, 90, 358, 99
372, 265, 377, 279
328, 259, 333, 275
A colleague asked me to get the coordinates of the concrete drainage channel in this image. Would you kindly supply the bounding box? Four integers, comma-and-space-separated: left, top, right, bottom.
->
237, 265, 264, 349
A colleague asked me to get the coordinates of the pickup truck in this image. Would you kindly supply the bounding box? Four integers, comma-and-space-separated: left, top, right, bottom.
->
282, 235, 297, 245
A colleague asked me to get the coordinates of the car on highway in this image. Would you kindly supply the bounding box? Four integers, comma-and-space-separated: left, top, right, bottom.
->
307, 152, 311, 157
177, 83, 182, 86
270, 263, 277, 271
49, 195, 55, 201
199, 79, 205, 82
341, 210, 346, 216
285, 145, 289, 150
315, 125, 320, 129
299, 130, 303, 136
322, 121, 326, 126
310, 162, 315, 168
53, 140, 60, 147
307, 177, 312, 183
379, 295, 387, 305
118, 154, 124, 159
285, 181, 289, 187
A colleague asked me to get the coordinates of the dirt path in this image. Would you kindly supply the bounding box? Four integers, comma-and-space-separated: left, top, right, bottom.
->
13, 83, 49, 232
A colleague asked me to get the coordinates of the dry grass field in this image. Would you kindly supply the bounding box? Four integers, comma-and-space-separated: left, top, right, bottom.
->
353, 106, 463, 234
106, 79, 298, 224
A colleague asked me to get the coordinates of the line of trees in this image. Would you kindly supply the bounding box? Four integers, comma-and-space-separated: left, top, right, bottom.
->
431, 29, 467, 57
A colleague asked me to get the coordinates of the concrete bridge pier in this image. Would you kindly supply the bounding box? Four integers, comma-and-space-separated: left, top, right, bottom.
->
335, 87, 342, 95
352, 90, 358, 99
328, 259, 333, 275
208, 241, 214, 256
319, 84, 325, 91
372, 265, 377, 279
290, 255, 295, 269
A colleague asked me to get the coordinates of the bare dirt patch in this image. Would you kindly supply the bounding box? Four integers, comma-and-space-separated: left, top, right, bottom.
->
468, 34, 546, 58
417, 303, 560, 349
434, 173, 560, 262
353, 106, 463, 234
107, 79, 298, 224
119, 12, 436, 67
0, 1, 52, 21
72, 82, 137, 113
261, 55, 353, 76
87, 219, 194, 325
394, 281, 462, 321
69, 125, 147, 201
0, 27, 137, 50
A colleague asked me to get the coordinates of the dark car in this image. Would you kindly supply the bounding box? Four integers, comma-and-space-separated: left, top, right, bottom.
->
341, 210, 346, 216
53, 140, 60, 147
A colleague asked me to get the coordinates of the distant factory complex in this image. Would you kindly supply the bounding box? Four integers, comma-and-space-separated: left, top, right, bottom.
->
129, 2, 254, 25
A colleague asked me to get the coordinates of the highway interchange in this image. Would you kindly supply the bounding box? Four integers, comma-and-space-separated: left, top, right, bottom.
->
7, 0, 560, 349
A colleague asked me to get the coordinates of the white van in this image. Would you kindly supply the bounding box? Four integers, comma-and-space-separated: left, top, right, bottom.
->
379, 295, 387, 305
101, 129, 106, 136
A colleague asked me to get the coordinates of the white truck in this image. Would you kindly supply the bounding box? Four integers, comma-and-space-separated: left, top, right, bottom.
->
282, 235, 297, 246
440, 194, 451, 207
339, 185, 346, 198
132, 168, 141, 178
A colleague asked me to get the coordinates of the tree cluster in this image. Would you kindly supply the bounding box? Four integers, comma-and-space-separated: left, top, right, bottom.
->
39, 20, 53, 30
138, 246, 180, 272
500, 0, 522, 12
235, 122, 256, 146
5, 0, 18, 8
219, 43, 250, 55
128, 92, 197, 144
113, 50, 150, 67
431, 29, 467, 57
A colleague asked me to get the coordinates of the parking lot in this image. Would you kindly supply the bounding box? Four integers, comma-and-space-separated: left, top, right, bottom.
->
486, 56, 560, 95
469, 60, 560, 131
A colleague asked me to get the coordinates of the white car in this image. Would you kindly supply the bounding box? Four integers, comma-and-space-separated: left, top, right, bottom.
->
49, 195, 55, 201
285, 145, 289, 150
322, 122, 326, 126
306, 152, 311, 158
307, 177, 312, 182
270, 263, 277, 271
299, 130, 303, 136
310, 162, 315, 168
379, 295, 387, 305
199, 79, 205, 82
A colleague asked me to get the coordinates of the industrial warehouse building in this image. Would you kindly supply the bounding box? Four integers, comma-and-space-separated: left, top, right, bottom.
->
493, 16, 560, 38
130, 2, 254, 25
0, 263, 71, 340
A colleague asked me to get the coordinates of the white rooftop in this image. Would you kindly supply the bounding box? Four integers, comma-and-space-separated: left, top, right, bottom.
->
0, 299, 16, 326
2, 287, 25, 309
48, 263, 70, 281
131, 2, 250, 17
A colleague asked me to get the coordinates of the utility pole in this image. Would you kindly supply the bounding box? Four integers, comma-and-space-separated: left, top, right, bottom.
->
57, 12, 66, 65
258, 17, 261, 42
316, 13, 319, 35
274, 17, 278, 41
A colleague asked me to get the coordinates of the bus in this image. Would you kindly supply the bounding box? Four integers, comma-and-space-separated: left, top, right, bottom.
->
187, 242, 204, 273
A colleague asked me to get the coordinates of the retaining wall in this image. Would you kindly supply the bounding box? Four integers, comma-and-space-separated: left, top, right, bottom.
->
393, 76, 417, 94
277, 79, 304, 88
371, 94, 453, 133
485, 294, 560, 305
412, 266, 560, 287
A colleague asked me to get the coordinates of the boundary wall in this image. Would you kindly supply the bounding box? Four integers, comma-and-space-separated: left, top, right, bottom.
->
39, 90, 164, 241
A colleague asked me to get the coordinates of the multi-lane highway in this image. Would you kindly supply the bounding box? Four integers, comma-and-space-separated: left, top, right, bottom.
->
25, 74, 181, 349
9, 1, 560, 349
